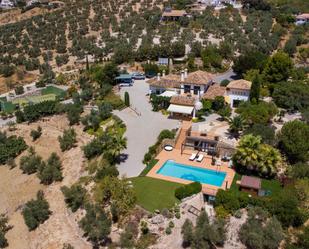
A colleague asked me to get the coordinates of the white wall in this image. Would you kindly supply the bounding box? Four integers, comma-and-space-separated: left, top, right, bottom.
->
227, 89, 250, 107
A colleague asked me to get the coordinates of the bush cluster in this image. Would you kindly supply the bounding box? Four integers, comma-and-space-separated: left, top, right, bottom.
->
143, 129, 175, 164
175, 182, 202, 200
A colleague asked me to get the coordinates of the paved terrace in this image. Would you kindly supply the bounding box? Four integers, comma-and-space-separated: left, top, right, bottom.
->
147, 149, 235, 196
114, 80, 179, 177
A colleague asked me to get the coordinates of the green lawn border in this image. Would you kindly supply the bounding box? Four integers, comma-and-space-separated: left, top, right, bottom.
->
139, 159, 158, 176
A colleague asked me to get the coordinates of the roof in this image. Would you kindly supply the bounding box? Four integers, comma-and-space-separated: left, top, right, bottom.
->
162, 10, 187, 17
167, 104, 194, 115
296, 13, 309, 19
203, 84, 226, 100
170, 95, 195, 106
148, 74, 181, 88
183, 70, 213, 85
227, 79, 252, 90
148, 70, 214, 88
240, 176, 261, 190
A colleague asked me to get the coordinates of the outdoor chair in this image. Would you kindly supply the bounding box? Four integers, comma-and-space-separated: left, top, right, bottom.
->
189, 153, 197, 161
196, 154, 204, 162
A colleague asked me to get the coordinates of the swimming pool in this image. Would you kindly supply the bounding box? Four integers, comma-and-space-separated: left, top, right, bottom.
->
157, 160, 226, 187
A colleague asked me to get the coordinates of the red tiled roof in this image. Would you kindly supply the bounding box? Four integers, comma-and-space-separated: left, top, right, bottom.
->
170, 95, 195, 106
203, 84, 226, 100
227, 79, 252, 90
240, 176, 261, 190
147, 70, 214, 88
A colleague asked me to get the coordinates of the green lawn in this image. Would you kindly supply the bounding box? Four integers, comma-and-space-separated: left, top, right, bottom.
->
230, 173, 282, 196
41, 86, 66, 99
131, 177, 183, 212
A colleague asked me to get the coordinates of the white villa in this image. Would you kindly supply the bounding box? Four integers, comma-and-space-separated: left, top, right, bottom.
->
148, 70, 214, 118
0, 0, 15, 8
148, 70, 252, 117
225, 79, 252, 107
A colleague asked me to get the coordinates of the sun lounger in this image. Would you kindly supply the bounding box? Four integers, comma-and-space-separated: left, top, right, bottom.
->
196, 154, 204, 162
189, 153, 197, 161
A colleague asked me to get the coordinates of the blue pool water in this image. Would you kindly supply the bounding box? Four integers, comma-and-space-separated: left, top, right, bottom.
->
157, 160, 226, 187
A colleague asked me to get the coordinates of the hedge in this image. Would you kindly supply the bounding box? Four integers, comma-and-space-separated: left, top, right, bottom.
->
175, 182, 202, 200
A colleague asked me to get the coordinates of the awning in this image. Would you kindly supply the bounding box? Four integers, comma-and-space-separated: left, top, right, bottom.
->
159, 91, 177, 97
167, 104, 194, 115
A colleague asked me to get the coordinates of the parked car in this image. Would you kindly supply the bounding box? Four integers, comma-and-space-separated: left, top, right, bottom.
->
132, 73, 145, 80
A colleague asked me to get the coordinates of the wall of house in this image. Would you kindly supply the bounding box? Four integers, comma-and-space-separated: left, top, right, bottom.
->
227, 88, 250, 107
180, 84, 208, 96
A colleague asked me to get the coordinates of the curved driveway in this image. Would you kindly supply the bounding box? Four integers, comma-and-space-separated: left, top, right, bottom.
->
114, 80, 179, 177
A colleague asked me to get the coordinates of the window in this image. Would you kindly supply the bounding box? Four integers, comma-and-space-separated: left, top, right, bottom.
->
193, 86, 201, 95
184, 85, 191, 93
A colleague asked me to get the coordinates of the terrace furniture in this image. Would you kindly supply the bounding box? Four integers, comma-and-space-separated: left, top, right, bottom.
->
164, 145, 173, 151
196, 154, 204, 162
189, 153, 197, 161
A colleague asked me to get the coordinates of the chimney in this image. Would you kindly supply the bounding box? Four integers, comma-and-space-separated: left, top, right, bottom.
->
157, 73, 161, 81
162, 70, 166, 77
184, 68, 188, 78
181, 70, 184, 82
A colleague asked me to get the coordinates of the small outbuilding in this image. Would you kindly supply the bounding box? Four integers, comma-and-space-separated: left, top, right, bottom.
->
237, 175, 261, 195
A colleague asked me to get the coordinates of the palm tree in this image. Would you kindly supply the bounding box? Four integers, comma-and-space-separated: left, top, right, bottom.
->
229, 115, 245, 138
233, 134, 261, 172
234, 134, 282, 176
107, 134, 127, 160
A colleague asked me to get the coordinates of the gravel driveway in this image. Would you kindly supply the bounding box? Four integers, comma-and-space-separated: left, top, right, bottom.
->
114, 80, 179, 177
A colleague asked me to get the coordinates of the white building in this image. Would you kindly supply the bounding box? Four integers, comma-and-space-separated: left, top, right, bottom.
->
0, 0, 15, 8
148, 70, 214, 117
148, 69, 213, 96
296, 13, 309, 25
226, 79, 252, 107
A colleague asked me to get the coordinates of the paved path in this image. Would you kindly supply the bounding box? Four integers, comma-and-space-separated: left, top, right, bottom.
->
114, 80, 179, 177
213, 69, 238, 83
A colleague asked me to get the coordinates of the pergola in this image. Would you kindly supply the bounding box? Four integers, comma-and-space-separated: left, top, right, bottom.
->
180, 136, 218, 155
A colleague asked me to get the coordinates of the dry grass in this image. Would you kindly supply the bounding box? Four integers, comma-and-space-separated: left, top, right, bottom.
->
0, 115, 93, 249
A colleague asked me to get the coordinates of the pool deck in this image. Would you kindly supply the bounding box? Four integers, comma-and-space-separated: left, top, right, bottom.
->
147, 149, 235, 196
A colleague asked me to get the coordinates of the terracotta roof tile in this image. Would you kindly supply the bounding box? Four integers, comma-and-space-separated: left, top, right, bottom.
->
240, 176, 261, 190
147, 70, 214, 88
162, 10, 187, 17
203, 84, 226, 100
170, 95, 195, 106
227, 79, 252, 90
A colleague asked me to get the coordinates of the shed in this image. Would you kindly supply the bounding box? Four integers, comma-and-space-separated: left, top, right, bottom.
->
237, 175, 261, 195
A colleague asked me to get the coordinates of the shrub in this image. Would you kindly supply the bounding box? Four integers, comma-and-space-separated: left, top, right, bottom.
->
215, 205, 230, 219
169, 221, 174, 228
22, 191, 51, 231
140, 220, 149, 235
19, 147, 44, 174
61, 185, 87, 212
165, 226, 172, 235
30, 126, 42, 141
220, 79, 230, 87
0, 131, 27, 165
175, 182, 202, 200
124, 91, 130, 107
15, 86, 24, 95
37, 153, 63, 185
58, 128, 77, 152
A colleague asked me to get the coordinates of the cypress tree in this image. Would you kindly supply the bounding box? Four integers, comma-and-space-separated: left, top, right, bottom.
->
124, 92, 130, 107
250, 74, 261, 103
